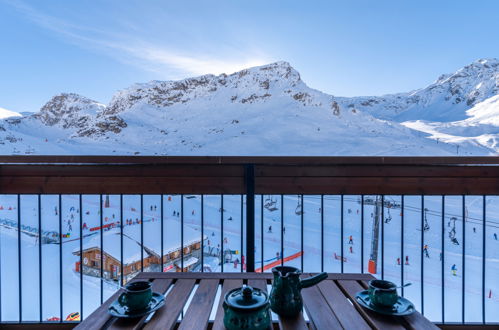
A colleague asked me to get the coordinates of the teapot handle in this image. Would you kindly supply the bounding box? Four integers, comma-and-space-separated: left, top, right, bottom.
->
300, 272, 328, 289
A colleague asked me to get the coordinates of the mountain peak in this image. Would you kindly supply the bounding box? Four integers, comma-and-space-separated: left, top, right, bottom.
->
37, 93, 105, 127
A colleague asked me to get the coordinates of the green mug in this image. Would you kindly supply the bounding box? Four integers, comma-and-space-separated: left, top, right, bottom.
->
368, 280, 398, 308
118, 281, 152, 312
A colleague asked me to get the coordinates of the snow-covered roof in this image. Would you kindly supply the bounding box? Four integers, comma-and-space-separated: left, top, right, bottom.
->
73, 231, 148, 265
175, 256, 198, 268
144, 221, 207, 256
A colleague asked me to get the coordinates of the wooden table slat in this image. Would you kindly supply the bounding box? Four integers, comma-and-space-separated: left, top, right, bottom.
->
301, 284, 343, 329
248, 279, 273, 330
134, 272, 374, 281
317, 280, 371, 330
337, 279, 404, 330
107, 279, 173, 330
178, 279, 219, 330
358, 280, 439, 330
212, 279, 243, 330
143, 278, 196, 330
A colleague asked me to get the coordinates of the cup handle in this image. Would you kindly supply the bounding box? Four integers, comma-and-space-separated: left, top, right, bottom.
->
118, 293, 127, 306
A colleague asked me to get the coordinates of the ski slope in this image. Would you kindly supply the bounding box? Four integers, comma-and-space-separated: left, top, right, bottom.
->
0, 194, 498, 322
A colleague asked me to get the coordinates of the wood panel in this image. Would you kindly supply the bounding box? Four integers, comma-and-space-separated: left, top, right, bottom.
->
301, 284, 343, 329
178, 279, 219, 330
143, 279, 196, 330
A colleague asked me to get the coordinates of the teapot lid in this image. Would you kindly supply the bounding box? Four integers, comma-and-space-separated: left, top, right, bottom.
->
224, 285, 268, 311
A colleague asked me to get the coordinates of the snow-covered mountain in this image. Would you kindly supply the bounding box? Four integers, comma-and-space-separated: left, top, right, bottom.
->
0, 59, 497, 155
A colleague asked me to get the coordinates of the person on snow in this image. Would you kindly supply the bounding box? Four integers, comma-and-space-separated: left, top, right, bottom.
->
451, 264, 457, 276
423, 244, 429, 258
348, 235, 353, 244
494, 233, 498, 240
228, 216, 233, 221
473, 227, 476, 233
349, 246, 353, 254
405, 255, 409, 265
268, 225, 272, 233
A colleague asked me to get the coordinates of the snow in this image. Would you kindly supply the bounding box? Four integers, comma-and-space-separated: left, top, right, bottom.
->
0, 107, 22, 119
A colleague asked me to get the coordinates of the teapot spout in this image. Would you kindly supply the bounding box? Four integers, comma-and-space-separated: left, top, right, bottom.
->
300, 272, 328, 289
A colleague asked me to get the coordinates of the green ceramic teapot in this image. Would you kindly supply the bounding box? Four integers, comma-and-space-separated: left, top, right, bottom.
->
270, 266, 328, 317
223, 285, 271, 330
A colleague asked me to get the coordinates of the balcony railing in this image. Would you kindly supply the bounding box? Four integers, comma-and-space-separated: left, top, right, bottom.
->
0, 156, 498, 327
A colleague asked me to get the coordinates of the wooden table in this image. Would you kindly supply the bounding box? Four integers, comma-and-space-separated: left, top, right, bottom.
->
76, 272, 438, 330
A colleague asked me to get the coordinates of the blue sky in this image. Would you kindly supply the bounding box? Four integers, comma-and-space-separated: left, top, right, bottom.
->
1, 0, 498, 113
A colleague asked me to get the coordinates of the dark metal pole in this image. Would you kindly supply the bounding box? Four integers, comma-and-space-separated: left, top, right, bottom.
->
181, 194, 184, 271
381, 195, 384, 280
361, 195, 364, 274
281, 195, 284, 267
38, 195, 42, 322
59, 195, 62, 322
401, 195, 405, 297
161, 195, 164, 272
201, 195, 204, 273
260, 195, 263, 271
321, 195, 324, 273
100, 195, 103, 304
79, 195, 83, 319
140, 195, 144, 272
441, 195, 445, 323
221, 194, 224, 272
18, 194, 22, 322
241, 195, 243, 273
421, 196, 424, 315
340, 195, 344, 273
482, 195, 486, 324
120, 195, 123, 287
462, 195, 465, 323
301, 195, 304, 272
245, 164, 255, 272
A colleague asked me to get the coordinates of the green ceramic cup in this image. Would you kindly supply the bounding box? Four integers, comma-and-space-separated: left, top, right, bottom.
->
118, 281, 152, 312
368, 280, 398, 308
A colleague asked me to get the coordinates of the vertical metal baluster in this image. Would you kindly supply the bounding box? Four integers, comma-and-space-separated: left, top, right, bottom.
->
18, 194, 21, 322
181, 194, 184, 272
281, 195, 284, 267
0, 196, 2, 323
161, 195, 164, 273
244, 164, 255, 273
301, 194, 304, 272
38, 195, 42, 322
401, 195, 404, 297
462, 195, 465, 323
321, 195, 324, 273
140, 195, 144, 272
340, 195, 344, 274
441, 195, 445, 323
261, 195, 263, 271
421, 196, 424, 315
482, 195, 486, 324
361, 195, 364, 274
201, 195, 204, 273
59, 195, 62, 322
100, 195, 103, 304
221, 194, 224, 272
120, 195, 123, 288
79, 195, 83, 320
381, 195, 384, 280
240, 195, 243, 273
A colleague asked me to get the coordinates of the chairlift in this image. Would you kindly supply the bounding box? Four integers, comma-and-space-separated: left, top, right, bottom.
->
295, 196, 303, 215
423, 208, 430, 231
264, 195, 278, 212
385, 208, 392, 223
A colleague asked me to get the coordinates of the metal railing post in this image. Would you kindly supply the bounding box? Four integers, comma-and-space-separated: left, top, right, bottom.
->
245, 164, 255, 272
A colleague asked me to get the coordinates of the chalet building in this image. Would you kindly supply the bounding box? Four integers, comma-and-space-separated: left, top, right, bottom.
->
73, 223, 206, 283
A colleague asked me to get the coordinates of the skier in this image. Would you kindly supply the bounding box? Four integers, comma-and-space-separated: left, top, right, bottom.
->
212, 232, 215, 237
349, 246, 353, 254
423, 244, 429, 258
154, 205, 157, 211
494, 233, 498, 240
451, 264, 457, 276
150, 205, 153, 211
173, 211, 176, 216
54, 206, 58, 216
283, 226, 286, 234
348, 235, 353, 244
473, 227, 476, 233
348, 208, 352, 214
405, 256, 409, 265
192, 210, 195, 215
268, 225, 272, 233
276, 252, 280, 260
439, 252, 442, 261
397, 257, 401, 265
112, 213, 115, 219
228, 216, 233, 221
82, 222, 88, 230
